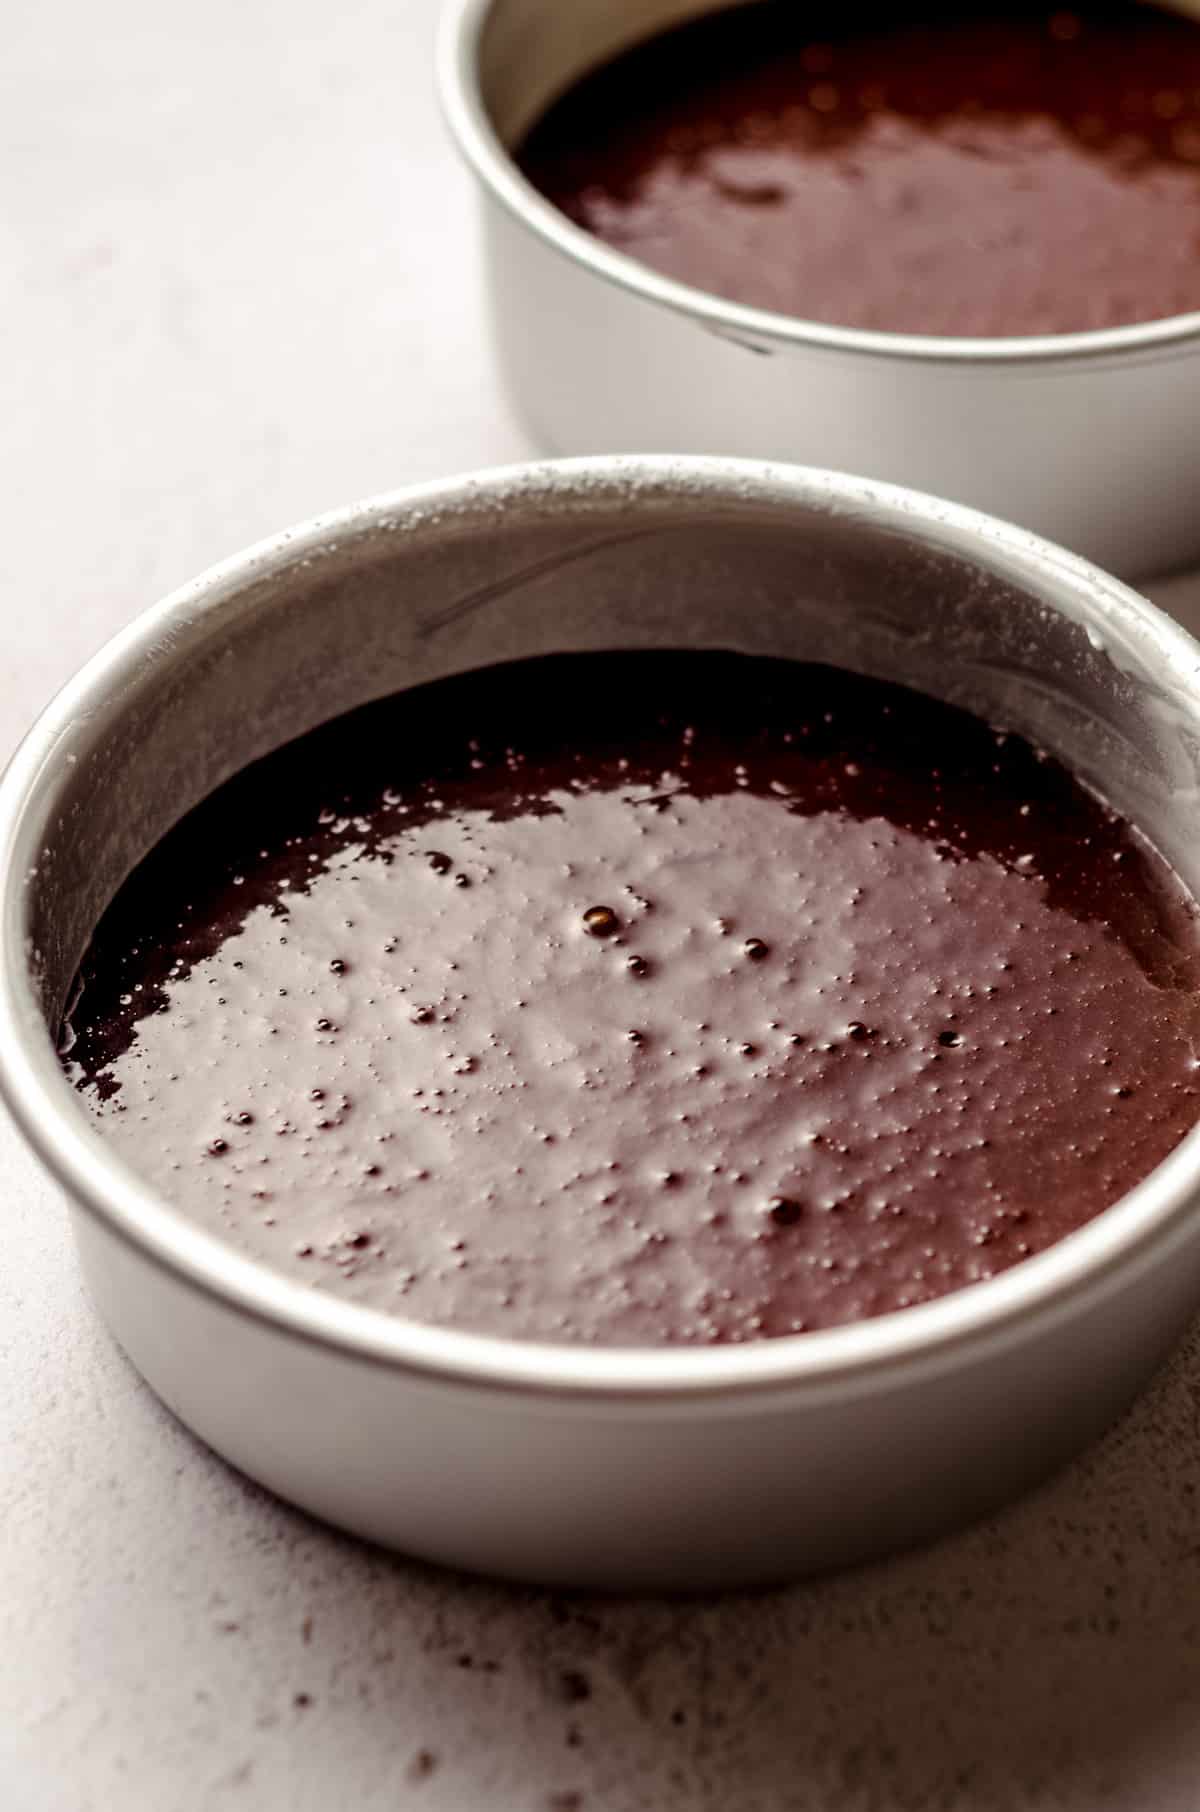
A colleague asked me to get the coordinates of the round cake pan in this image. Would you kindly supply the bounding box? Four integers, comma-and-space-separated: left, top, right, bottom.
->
4, 456, 1200, 1591
440, 0, 1200, 582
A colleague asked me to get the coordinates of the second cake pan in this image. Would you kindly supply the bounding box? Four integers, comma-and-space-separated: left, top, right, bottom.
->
441, 0, 1200, 581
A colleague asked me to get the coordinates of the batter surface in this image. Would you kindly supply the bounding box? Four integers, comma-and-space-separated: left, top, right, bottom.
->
519, 2, 1200, 336
64, 653, 1200, 1344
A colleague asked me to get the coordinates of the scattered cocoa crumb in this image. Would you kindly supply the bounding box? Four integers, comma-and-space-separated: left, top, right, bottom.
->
406, 1749, 439, 1784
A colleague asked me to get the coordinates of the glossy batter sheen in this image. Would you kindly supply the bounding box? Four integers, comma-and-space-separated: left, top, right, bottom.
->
64, 653, 1200, 1345
518, 1, 1200, 337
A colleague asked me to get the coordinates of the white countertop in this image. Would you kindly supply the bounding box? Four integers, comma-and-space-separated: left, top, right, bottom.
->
7, 4, 1200, 1807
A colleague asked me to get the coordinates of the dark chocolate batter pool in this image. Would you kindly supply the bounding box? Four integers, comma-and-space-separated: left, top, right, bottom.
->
518, 2, 1200, 336
64, 653, 1200, 1345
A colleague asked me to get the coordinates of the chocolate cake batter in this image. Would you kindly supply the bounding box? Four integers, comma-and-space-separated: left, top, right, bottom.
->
518, 2, 1200, 336
63, 653, 1200, 1345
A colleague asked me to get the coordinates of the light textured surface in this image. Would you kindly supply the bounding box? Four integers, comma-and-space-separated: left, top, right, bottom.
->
6, 3, 1200, 1807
